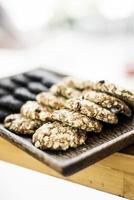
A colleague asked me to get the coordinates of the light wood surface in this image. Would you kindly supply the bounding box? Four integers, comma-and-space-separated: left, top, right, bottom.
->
1, 137, 134, 199
124, 173, 134, 199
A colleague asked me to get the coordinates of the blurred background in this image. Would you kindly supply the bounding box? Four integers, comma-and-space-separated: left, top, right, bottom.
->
0, 0, 134, 89
0, 2, 133, 200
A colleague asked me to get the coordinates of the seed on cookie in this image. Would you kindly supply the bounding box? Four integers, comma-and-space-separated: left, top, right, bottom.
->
21, 101, 52, 122
32, 121, 87, 150
92, 80, 134, 107
51, 109, 102, 132
66, 98, 118, 124
50, 83, 81, 99
83, 90, 131, 116
36, 92, 65, 109
4, 114, 41, 135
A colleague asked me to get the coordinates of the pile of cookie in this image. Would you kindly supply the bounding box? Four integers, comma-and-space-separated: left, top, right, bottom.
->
4, 77, 134, 151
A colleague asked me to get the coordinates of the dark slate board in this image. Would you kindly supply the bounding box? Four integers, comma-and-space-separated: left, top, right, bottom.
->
0, 67, 134, 176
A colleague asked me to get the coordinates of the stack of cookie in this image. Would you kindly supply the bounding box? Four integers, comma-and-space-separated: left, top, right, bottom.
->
4, 77, 134, 151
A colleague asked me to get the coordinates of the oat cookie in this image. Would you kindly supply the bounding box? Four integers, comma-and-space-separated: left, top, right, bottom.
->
64, 77, 94, 90
93, 80, 134, 106
50, 83, 80, 99
32, 121, 87, 150
21, 101, 52, 122
51, 109, 102, 132
66, 98, 118, 124
4, 114, 41, 135
36, 92, 65, 109
83, 90, 131, 116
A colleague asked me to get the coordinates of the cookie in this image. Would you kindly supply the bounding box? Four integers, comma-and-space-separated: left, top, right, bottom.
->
32, 121, 86, 150
21, 101, 52, 122
51, 109, 102, 132
50, 83, 81, 99
83, 90, 131, 116
4, 114, 41, 135
64, 77, 94, 90
66, 98, 118, 124
36, 92, 65, 109
93, 80, 134, 107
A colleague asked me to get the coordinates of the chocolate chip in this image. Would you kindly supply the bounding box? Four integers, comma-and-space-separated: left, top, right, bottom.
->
99, 80, 105, 84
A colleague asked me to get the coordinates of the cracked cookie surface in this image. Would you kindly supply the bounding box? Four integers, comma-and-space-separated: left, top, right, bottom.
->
92, 80, 134, 107
21, 101, 52, 122
83, 90, 131, 116
51, 109, 102, 132
4, 114, 41, 134
32, 121, 87, 150
66, 98, 118, 124
36, 92, 65, 109
50, 83, 80, 99
64, 77, 94, 90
